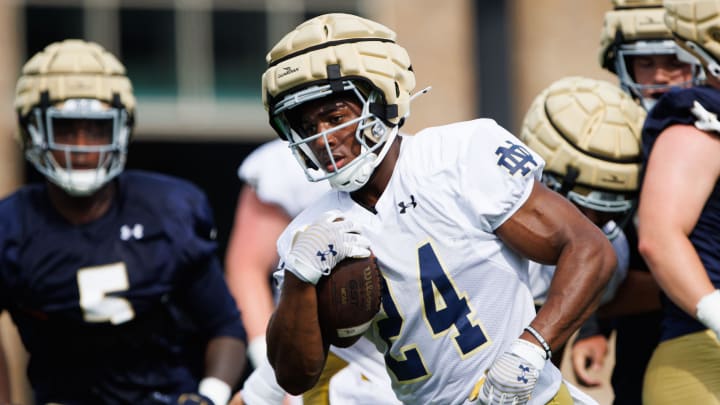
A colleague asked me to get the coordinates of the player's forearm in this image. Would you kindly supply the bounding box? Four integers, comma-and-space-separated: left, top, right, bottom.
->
0, 338, 10, 405
533, 236, 615, 351
638, 229, 715, 316
597, 270, 660, 317
267, 272, 327, 395
201, 336, 247, 405
227, 267, 275, 340
204, 336, 247, 385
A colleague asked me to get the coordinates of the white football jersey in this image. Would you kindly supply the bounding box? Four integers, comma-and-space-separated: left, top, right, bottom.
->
238, 139, 330, 218
529, 221, 630, 306
240, 139, 399, 404
277, 119, 567, 404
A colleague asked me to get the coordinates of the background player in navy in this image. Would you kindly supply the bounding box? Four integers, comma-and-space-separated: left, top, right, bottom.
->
638, 1, 720, 403
0, 39, 246, 405
569, 3, 703, 403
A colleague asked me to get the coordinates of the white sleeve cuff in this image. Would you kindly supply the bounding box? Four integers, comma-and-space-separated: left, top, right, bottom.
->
697, 289, 720, 339
198, 376, 232, 405
247, 335, 268, 369
510, 339, 548, 371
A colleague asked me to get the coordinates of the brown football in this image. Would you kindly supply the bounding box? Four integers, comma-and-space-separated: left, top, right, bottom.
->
316, 254, 382, 348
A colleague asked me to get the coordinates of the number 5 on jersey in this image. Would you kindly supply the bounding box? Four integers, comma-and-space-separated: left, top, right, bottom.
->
77, 262, 135, 324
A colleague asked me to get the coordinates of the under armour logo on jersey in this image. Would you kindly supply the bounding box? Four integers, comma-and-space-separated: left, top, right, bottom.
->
495, 141, 537, 176
317, 244, 338, 262
517, 365, 531, 384
120, 224, 144, 240
398, 195, 417, 214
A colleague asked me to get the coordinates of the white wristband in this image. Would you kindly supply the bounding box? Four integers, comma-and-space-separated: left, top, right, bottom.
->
198, 376, 232, 405
510, 339, 548, 371
247, 335, 267, 369
696, 289, 720, 339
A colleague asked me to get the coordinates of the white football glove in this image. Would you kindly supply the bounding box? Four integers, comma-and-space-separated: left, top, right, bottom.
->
697, 289, 720, 341
284, 210, 371, 285
478, 339, 547, 405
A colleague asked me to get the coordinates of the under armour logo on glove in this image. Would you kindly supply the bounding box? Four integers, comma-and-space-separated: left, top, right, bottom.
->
478, 339, 547, 405
317, 245, 338, 261
517, 365, 531, 384
284, 210, 371, 285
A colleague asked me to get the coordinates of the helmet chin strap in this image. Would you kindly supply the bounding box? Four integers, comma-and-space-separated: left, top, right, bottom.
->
328, 152, 378, 192
326, 87, 431, 192
52, 168, 110, 196
328, 125, 400, 192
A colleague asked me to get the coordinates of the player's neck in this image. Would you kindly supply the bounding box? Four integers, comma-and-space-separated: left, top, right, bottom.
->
350, 137, 401, 212
47, 181, 117, 225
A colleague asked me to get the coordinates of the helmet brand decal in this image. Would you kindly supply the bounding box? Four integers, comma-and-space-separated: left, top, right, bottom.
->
278, 66, 300, 78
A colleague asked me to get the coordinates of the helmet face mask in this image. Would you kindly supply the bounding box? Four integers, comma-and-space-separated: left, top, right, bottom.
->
599, 6, 704, 110
261, 13, 416, 192
14, 39, 135, 196
271, 80, 397, 192
542, 173, 636, 226
614, 39, 701, 110
24, 98, 131, 196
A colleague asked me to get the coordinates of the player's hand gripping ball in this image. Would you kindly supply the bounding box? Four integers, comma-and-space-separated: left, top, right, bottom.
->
316, 254, 382, 348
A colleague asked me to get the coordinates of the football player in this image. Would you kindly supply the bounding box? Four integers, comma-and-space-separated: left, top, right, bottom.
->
588, 0, 673, 397
569, 2, 705, 401
599, 0, 703, 110
638, 1, 720, 403
263, 13, 616, 404
0, 39, 246, 405
225, 139, 399, 404
520, 76, 645, 370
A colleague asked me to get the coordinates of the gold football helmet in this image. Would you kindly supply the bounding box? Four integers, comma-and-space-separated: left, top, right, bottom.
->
664, 0, 720, 80
521, 77, 645, 217
599, 2, 702, 109
262, 13, 418, 192
612, 0, 663, 7
15, 39, 135, 196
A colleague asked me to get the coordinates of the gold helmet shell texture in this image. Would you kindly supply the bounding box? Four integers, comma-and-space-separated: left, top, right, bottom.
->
262, 13, 416, 128
521, 76, 645, 194
612, 0, 664, 8
664, 0, 720, 79
15, 39, 135, 123
599, 5, 671, 71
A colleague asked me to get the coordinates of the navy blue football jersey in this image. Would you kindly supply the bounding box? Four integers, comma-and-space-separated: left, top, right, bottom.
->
643, 86, 720, 342
0, 170, 246, 404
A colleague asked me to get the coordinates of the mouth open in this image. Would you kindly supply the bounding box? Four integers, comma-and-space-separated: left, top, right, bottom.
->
325, 156, 347, 172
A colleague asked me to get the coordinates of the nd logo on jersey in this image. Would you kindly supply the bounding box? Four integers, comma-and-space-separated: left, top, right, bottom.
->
495, 141, 537, 176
